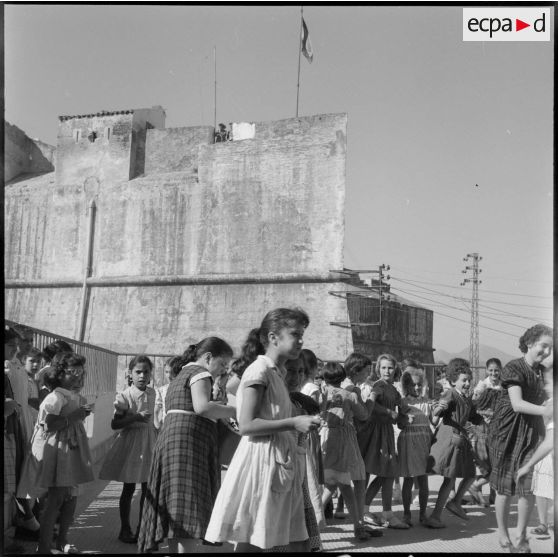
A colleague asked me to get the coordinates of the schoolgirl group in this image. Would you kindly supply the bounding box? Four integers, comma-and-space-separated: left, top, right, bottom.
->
3, 313, 554, 554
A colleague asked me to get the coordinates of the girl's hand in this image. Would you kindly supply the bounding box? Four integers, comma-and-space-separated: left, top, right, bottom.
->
292, 415, 321, 433
390, 410, 398, 421
80, 404, 93, 416
543, 401, 553, 420
137, 411, 152, 423
516, 464, 531, 482
437, 400, 449, 411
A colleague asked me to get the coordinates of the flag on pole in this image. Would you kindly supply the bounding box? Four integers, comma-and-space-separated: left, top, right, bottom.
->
301, 17, 313, 63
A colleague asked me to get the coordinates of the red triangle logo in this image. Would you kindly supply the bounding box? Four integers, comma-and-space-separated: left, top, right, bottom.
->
516, 19, 530, 31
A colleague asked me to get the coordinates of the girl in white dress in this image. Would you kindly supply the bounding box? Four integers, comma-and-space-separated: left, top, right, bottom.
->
204, 308, 321, 551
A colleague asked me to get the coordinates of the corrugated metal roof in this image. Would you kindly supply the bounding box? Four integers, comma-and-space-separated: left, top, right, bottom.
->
58, 110, 135, 121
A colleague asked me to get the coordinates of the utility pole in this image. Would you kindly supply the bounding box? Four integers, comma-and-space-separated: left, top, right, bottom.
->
461, 253, 482, 367
378, 264, 391, 328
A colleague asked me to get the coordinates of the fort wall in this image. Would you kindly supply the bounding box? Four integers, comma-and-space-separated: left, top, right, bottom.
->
5, 111, 352, 359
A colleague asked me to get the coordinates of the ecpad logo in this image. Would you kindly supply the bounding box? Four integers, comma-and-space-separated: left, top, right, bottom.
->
463, 8, 550, 41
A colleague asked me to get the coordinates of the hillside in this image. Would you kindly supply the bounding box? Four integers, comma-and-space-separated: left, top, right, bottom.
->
434, 344, 516, 367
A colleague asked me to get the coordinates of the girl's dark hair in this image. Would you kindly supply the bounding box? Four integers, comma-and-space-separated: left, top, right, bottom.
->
45, 352, 86, 390
230, 328, 265, 379
128, 354, 153, 372
182, 337, 233, 365
323, 361, 346, 385
401, 369, 425, 397
42, 340, 73, 363
5, 326, 22, 343
259, 308, 310, 347
301, 348, 318, 379
24, 347, 43, 361
485, 357, 502, 369
446, 357, 471, 384
344, 352, 371, 380
518, 324, 553, 354
166, 355, 184, 380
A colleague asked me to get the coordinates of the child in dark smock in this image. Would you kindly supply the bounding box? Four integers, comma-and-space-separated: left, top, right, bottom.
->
425, 358, 483, 528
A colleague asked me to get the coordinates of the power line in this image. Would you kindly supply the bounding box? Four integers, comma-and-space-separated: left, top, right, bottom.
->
391, 275, 552, 299
391, 285, 527, 332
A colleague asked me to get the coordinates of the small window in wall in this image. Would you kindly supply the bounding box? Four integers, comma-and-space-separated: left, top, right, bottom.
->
104, 127, 111, 141
74, 129, 81, 142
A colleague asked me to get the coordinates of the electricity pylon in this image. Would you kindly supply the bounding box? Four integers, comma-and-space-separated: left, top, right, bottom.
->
461, 253, 482, 367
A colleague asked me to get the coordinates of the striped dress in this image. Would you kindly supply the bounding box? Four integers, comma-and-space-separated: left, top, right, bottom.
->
137, 364, 219, 551
397, 396, 433, 477
488, 358, 545, 496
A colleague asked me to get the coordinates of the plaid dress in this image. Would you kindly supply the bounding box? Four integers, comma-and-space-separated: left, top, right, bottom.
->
488, 358, 546, 496
137, 364, 219, 551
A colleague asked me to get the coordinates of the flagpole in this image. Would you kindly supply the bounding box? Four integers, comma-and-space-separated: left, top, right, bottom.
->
213, 46, 217, 130
296, 6, 303, 118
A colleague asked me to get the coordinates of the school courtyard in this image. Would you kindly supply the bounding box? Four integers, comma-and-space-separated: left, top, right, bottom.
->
9, 467, 554, 556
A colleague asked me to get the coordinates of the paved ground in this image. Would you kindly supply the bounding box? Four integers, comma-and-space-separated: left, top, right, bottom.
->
8, 467, 555, 555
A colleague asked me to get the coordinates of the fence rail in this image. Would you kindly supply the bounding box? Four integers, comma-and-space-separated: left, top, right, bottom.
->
6, 320, 119, 397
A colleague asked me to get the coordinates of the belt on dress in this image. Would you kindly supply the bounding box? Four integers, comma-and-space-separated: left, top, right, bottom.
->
166, 409, 216, 422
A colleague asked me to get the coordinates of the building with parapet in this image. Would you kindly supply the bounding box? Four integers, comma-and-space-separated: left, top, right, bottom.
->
4, 107, 434, 363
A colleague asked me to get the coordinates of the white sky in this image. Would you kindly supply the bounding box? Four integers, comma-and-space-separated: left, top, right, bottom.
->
4, 4, 554, 358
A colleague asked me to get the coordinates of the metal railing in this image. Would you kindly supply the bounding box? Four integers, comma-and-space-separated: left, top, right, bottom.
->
6, 320, 119, 398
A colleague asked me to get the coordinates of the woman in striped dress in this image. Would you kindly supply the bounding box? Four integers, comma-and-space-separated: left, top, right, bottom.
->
137, 337, 235, 554
488, 324, 553, 553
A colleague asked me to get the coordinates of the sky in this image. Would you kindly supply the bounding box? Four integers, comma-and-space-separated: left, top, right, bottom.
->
4, 4, 554, 358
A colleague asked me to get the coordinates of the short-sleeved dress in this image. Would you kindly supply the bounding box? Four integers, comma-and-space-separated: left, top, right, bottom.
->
99, 385, 157, 483
397, 396, 433, 478
532, 418, 553, 499
17, 388, 94, 498
137, 364, 219, 551
320, 385, 367, 484
429, 388, 482, 478
358, 379, 401, 476
204, 355, 308, 550
488, 358, 546, 496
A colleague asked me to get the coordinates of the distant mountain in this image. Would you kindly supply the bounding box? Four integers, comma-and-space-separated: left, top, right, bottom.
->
434, 344, 517, 367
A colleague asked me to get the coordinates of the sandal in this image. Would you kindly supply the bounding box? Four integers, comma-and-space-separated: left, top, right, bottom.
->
511, 539, 531, 554
386, 514, 410, 529
531, 524, 549, 536
361, 524, 383, 537
118, 529, 138, 544
423, 516, 446, 529
499, 540, 514, 553
446, 500, 469, 520
57, 544, 81, 555
363, 512, 386, 527
354, 526, 372, 541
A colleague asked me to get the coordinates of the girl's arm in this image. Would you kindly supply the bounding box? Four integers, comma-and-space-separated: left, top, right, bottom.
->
508, 385, 551, 417
191, 378, 236, 421
153, 389, 164, 429
111, 410, 148, 430
370, 392, 397, 421
516, 432, 553, 481
238, 384, 320, 436
44, 407, 88, 431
